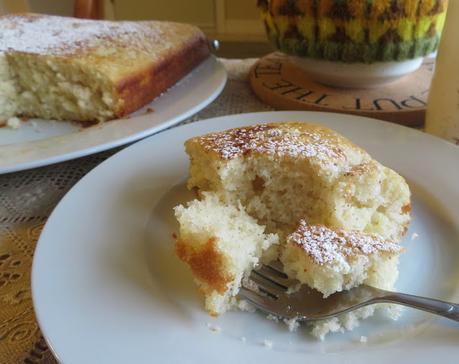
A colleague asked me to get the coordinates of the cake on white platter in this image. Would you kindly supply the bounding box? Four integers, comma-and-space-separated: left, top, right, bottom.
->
0, 13, 209, 126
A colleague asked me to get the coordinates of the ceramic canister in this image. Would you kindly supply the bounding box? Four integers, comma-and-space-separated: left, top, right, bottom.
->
258, 0, 448, 87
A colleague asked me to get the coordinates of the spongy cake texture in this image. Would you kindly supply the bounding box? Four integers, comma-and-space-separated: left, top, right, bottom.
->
174, 121, 410, 338
175, 193, 278, 315
185, 122, 410, 241
0, 14, 209, 124
282, 220, 402, 298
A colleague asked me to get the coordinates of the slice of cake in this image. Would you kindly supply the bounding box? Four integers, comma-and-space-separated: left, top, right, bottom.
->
174, 121, 411, 338
281, 220, 403, 297
185, 122, 410, 242
0, 14, 209, 125
174, 192, 278, 316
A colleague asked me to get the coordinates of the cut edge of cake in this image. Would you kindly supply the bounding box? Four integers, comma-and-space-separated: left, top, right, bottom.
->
0, 13, 210, 125
174, 192, 278, 316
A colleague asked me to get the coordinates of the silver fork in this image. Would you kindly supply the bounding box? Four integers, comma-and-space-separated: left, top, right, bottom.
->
239, 262, 459, 322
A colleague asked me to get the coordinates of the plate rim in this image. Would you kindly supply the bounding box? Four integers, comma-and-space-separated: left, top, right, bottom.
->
31, 110, 459, 363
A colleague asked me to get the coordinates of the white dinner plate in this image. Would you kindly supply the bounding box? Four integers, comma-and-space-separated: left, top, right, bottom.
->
0, 56, 226, 174
32, 111, 459, 364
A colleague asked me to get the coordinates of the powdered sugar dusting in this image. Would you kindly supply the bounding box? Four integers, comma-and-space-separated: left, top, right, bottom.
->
198, 124, 344, 161
288, 220, 402, 265
0, 14, 177, 55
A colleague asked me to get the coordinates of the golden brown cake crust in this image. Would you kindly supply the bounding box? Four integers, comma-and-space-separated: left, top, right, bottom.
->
186, 122, 358, 163
175, 237, 233, 295
115, 35, 209, 117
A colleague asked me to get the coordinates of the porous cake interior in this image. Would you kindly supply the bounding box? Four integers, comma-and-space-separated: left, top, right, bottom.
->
174, 193, 278, 316
186, 125, 410, 243
1, 14, 210, 125
0, 53, 18, 122
0, 51, 116, 123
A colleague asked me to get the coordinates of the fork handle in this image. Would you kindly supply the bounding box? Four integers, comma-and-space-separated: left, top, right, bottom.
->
376, 292, 459, 322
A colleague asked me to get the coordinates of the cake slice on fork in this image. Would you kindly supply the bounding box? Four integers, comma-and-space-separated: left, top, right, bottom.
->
173, 121, 411, 338
281, 220, 403, 298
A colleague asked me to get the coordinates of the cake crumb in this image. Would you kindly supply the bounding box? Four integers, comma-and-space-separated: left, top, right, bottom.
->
283, 317, 300, 332
286, 283, 302, 294
206, 323, 221, 333
266, 314, 279, 322
6, 117, 21, 129
242, 276, 259, 292
360, 335, 368, 343
262, 339, 273, 348
410, 232, 419, 240
311, 317, 344, 340
236, 299, 256, 313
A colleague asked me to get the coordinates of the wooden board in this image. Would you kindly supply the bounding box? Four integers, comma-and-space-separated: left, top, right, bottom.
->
249, 52, 434, 126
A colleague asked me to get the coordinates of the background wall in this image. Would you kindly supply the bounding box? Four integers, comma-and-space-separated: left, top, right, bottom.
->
0, 0, 266, 41
27, 0, 74, 16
